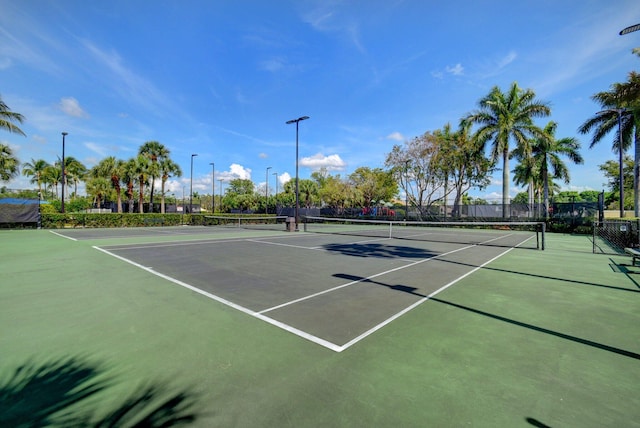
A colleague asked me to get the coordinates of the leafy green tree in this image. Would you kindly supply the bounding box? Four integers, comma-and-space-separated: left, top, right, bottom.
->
318, 174, 355, 214
462, 81, 551, 218
512, 191, 529, 204
21, 158, 50, 195
227, 178, 255, 195
385, 132, 449, 219
0, 143, 20, 183
349, 167, 397, 208
598, 155, 634, 210
579, 190, 601, 202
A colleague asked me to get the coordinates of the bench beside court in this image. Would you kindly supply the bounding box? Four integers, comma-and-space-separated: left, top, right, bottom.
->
624, 247, 640, 266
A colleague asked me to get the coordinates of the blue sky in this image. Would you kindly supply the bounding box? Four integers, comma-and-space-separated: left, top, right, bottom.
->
2, 0, 640, 201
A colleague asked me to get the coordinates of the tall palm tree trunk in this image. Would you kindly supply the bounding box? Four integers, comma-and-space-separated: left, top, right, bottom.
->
502, 149, 509, 219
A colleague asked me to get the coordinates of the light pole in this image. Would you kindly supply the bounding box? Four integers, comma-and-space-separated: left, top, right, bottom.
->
218, 179, 224, 211
286, 116, 309, 231
61, 132, 67, 213
210, 162, 215, 213
598, 108, 626, 218
190, 154, 198, 214
265, 166, 272, 214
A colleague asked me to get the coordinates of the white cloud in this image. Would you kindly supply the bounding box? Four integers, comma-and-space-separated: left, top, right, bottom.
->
279, 172, 292, 184
229, 163, 252, 179
445, 63, 464, 75
259, 152, 268, 159
59, 97, 89, 118
300, 153, 346, 171
386, 132, 404, 141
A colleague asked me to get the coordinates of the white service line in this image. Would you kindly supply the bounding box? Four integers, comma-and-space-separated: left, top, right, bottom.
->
258, 244, 475, 314
338, 245, 519, 351
49, 230, 78, 241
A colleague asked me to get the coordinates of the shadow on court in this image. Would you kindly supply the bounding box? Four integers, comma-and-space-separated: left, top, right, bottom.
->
0, 356, 201, 426
323, 242, 438, 259
333, 273, 640, 361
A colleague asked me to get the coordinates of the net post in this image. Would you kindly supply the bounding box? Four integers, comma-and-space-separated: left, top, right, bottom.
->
541, 222, 545, 251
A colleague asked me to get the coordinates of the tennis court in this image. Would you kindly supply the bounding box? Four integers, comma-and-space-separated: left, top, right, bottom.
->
2, 222, 639, 426
58, 220, 539, 351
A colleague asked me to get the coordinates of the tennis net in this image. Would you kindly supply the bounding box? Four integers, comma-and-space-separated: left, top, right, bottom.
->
203, 215, 288, 231
303, 216, 545, 250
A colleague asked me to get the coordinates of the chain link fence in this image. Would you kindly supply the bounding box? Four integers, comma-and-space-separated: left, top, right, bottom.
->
593, 219, 640, 254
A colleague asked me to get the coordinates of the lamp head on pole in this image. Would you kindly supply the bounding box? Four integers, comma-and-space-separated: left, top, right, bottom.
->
286, 116, 310, 124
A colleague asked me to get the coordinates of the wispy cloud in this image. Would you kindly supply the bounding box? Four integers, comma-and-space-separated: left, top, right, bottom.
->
84, 142, 108, 157
300, 3, 365, 53
81, 40, 172, 116
446, 63, 464, 75
59, 97, 89, 118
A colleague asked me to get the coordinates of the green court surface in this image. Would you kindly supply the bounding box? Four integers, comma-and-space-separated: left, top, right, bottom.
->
1, 227, 639, 427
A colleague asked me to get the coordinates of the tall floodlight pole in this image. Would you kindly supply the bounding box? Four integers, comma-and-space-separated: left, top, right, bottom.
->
190, 154, 198, 214
286, 116, 309, 231
265, 166, 272, 214
61, 132, 68, 213
210, 162, 215, 213
598, 109, 626, 218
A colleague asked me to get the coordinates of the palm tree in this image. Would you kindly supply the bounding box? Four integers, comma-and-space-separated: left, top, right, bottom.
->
0, 95, 26, 136
85, 177, 111, 210
462, 81, 551, 218
64, 156, 87, 199
122, 158, 138, 213
22, 158, 50, 196
91, 157, 125, 213
138, 141, 169, 211
159, 158, 182, 214
132, 154, 151, 213
42, 164, 62, 197
578, 89, 635, 216
514, 121, 583, 219
0, 143, 20, 182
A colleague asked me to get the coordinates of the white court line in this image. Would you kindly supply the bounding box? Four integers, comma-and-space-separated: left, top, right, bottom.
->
339, 245, 519, 351
49, 230, 77, 241
258, 244, 475, 314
